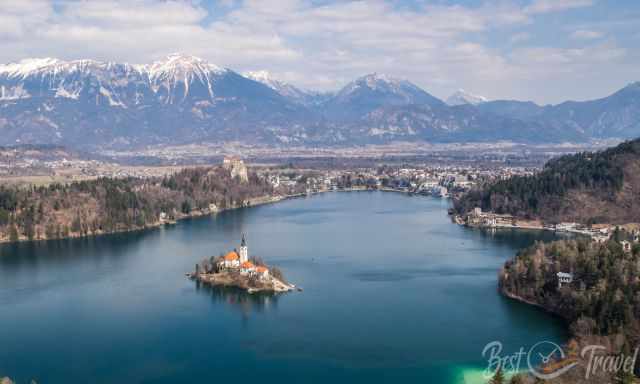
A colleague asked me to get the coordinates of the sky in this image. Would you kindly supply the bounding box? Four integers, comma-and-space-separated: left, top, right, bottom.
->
0, 0, 639, 104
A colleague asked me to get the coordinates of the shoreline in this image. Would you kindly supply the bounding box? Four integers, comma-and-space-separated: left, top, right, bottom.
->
0, 193, 290, 246
452, 212, 605, 239
0, 187, 427, 246
191, 271, 296, 294
501, 287, 571, 322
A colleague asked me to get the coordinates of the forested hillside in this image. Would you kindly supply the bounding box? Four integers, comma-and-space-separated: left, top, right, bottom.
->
500, 237, 640, 382
0, 167, 300, 243
454, 139, 640, 224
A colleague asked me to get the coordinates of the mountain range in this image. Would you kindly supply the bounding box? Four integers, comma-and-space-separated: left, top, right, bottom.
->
0, 54, 638, 149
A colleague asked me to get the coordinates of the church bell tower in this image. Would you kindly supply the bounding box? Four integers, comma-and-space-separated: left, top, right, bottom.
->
239, 234, 248, 263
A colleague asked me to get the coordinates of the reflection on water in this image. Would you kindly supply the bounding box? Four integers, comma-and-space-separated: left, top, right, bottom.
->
195, 280, 280, 316
351, 266, 500, 282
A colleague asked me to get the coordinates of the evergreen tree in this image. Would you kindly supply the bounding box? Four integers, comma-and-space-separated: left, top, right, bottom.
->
8, 223, 18, 242
508, 374, 524, 384
490, 367, 505, 384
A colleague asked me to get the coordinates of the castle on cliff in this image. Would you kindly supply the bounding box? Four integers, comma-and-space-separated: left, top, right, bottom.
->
223, 156, 249, 183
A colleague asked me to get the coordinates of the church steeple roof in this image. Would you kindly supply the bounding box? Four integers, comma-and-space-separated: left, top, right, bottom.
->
241, 233, 246, 247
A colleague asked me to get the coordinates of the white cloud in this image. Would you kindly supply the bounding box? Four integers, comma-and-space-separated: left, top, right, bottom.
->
509, 43, 625, 72
0, 0, 635, 104
61, 1, 208, 27
570, 29, 604, 39
510, 32, 531, 44
524, 0, 594, 15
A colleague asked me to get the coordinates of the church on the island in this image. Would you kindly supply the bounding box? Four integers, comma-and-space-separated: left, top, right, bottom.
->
218, 234, 269, 279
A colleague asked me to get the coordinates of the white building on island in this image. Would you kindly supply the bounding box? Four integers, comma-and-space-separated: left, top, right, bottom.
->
217, 234, 266, 279
256, 266, 269, 280
240, 261, 256, 275
239, 234, 248, 263
221, 251, 240, 269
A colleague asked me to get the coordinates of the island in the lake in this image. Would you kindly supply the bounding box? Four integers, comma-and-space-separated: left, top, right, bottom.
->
189, 234, 295, 293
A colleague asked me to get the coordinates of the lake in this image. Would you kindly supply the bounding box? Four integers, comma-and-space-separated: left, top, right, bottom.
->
0, 191, 566, 384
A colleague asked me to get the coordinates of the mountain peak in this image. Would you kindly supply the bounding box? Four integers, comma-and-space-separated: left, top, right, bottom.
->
148, 54, 224, 79
361, 72, 390, 80
0, 57, 62, 78
342, 73, 411, 94
446, 89, 488, 106
357, 72, 404, 86
161, 53, 207, 65
330, 72, 444, 119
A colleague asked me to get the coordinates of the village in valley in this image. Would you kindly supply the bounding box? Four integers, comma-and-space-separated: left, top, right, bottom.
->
456, 206, 640, 244
190, 234, 295, 294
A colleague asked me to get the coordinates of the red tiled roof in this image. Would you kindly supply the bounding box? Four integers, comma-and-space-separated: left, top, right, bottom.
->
224, 251, 239, 261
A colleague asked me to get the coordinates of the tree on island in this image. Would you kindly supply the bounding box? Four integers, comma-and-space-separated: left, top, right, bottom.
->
269, 266, 287, 284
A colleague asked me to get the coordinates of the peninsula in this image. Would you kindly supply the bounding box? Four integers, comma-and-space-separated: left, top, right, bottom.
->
189, 234, 294, 293
452, 138, 640, 382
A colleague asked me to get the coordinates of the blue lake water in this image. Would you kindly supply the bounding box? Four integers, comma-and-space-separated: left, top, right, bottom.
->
0, 191, 566, 383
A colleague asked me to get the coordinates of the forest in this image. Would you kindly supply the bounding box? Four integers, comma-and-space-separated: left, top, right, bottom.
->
501, 234, 640, 338
0, 166, 303, 243
454, 139, 640, 223
499, 233, 640, 383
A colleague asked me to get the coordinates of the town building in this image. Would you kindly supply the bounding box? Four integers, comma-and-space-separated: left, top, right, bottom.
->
240, 261, 256, 275
256, 266, 269, 280
221, 251, 240, 269
557, 272, 573, 288
592, 234, 609, 244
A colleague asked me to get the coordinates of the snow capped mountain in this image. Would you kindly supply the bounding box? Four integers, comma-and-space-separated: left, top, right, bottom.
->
325, 73, 444, 120
0, 58, 63, 78
0, 54, 232, 103
244, 70, 306, 100
0, 54, 638, 149
335, 73, 443, 107
0, 57, 148, 106
446, 89, 488, 106
243, 70, 332, 106
146, 54, 227, 103
0, 55, 303, 147
243, 70, 282, 90
147, 53, 224, 78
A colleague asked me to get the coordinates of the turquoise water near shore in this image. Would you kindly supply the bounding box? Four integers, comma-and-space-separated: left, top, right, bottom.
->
0, 191, 566, 383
